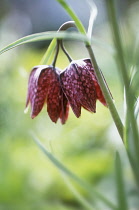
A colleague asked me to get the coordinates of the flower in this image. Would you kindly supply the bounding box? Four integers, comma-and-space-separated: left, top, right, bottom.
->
25, 59, 107, 124
60, 58, 107, 118
25, 65, 69, 124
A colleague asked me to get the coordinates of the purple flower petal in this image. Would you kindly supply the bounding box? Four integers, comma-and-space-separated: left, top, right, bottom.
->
60, 60, 97, 117
59, 92, 69, 124
47, 70, 63, 123
83, 59, 108, 106
26, 65, 55, 118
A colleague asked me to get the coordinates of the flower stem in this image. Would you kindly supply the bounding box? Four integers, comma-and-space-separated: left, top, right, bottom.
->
52, 40, 60, 67
86, 44, 124, 140
58, 21, 76, 32
60, 40, 72, 62
52, 21, 75, 66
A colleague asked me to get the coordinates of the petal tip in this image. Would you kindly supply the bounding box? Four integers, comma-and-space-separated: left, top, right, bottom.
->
24, 106, 29, 114
31, 114, 36, 119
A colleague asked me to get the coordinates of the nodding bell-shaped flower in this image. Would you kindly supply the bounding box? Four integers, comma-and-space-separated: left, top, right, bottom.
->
60, 58, 107, 118
25, 65, 69, 124
25, 59, 108, 124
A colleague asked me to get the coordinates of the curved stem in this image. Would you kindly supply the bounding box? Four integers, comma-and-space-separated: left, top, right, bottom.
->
58, 21, 74, 62
60, 40, 72, 62
58, 21, 76, 32
52, 40, 60, 67
52, 21, 75, 64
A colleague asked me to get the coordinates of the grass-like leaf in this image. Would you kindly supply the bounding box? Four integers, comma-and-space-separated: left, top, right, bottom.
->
61, 174, 95, 210
86, 0, 98, 39
115, 152, 128, 210
134, 97, 139, 119
32, 133, 118, 210
40, 38, 57, 65
0, 31, 89, 55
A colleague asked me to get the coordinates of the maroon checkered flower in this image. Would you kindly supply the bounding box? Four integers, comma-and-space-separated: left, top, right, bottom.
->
60, 58, 107, 118
25, 65, 69, 124
26, 59, 107, 124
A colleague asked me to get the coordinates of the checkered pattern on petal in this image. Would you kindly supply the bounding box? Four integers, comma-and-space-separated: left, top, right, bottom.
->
46, 69, 66, 123
60, 60, 97, 117
83, 59, 107, 106
26, 65, 55, 118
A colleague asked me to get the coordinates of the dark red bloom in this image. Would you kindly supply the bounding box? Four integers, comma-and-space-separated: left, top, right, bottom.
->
60, 58, 107, 118
26, 65, 69, 124
26, 59, 107, 124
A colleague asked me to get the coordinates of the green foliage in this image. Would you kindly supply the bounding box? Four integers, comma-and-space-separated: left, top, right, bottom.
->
0, 0, 139, 209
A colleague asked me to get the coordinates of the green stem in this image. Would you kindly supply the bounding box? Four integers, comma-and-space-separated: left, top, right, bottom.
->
40, 38, 56, 65
52, 40, 60, 67
86, 44, 124, 140
41, 21, 75, 65
60, 40, 72, 62
56, 0, 87, 35
58, 21, 76, 32
58, 21, 74, 62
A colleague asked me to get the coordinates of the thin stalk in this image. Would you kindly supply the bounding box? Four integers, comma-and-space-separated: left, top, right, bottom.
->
115, 152, 128, 210
86, 44, 124, 140
60, 40, 72, 62
41, 21, 75, 65
52, 41, 60, 67
58, 21, 76, 32
58, 21, 74, 62
40, 38, 57, 65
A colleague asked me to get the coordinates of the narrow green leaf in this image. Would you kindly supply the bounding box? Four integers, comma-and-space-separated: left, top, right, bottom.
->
0, 31, 89, 55
115, 152, 128, 210
134, 97, 139, 119
40, 38, 57, 65
31, 133, 118, 210
62, 174, 95, 210
86, 0, 98, 39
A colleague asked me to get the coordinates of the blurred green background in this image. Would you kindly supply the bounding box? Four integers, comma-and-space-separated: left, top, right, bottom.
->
0, 0, 139, 209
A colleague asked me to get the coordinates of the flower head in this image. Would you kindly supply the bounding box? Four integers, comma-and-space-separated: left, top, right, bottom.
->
26, 59, 107, 123
26, 65, 69, 124
60, 58, 107, 118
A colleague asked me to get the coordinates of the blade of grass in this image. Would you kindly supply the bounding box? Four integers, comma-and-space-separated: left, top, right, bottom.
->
86, 0, 98, 40
61, 174, 95, 210
40, 38, 56, 65
115, 152, 128, 210
134, 97, 139, 119
31, 132, 118, 210
0, 31, 89, 55
0, 30, 114, 58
